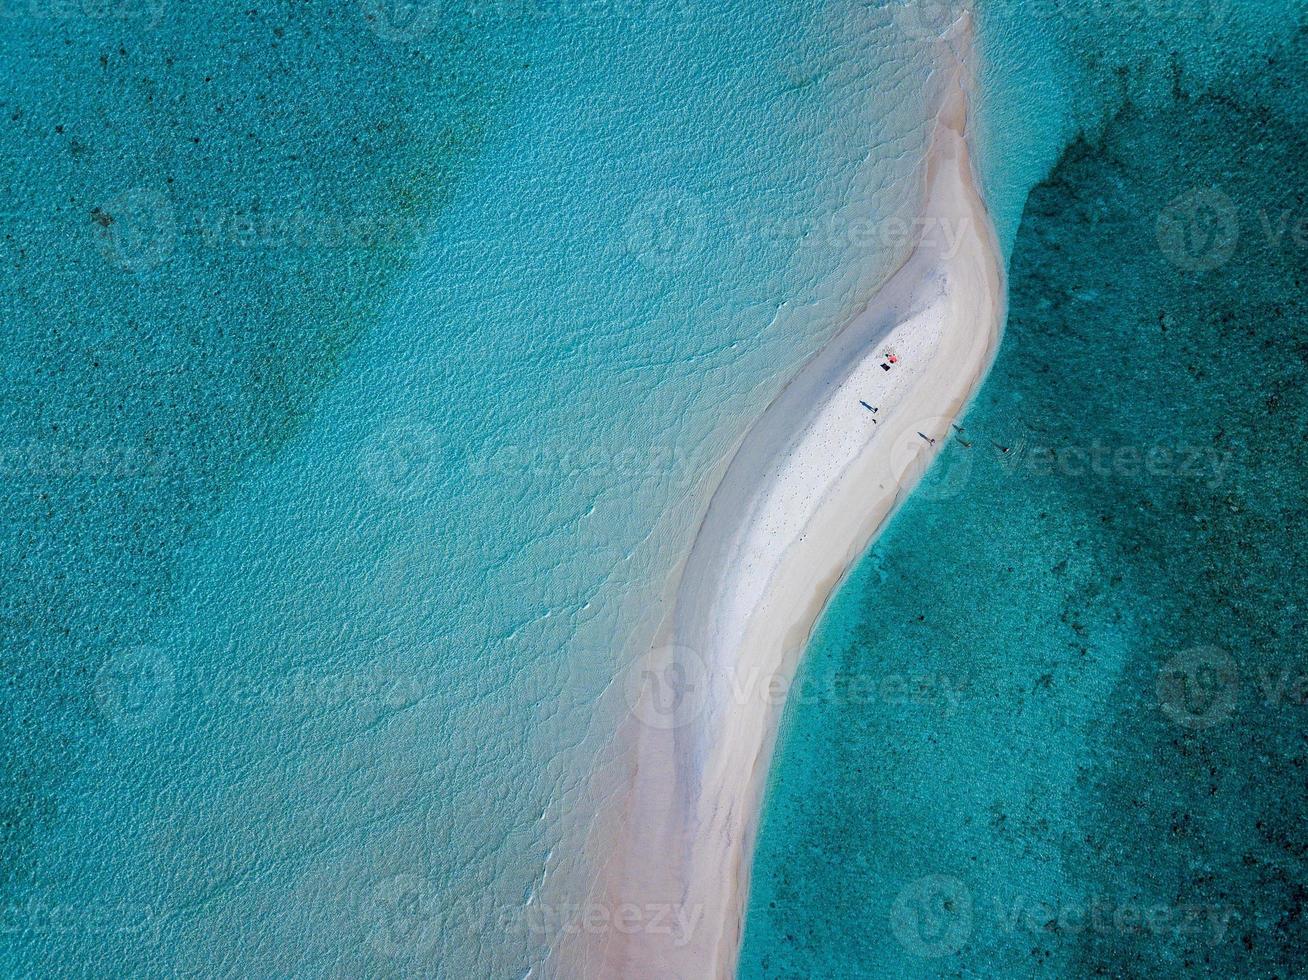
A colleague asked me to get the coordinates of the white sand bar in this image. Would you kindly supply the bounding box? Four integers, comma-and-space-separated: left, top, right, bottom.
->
569, 21, 1005, 980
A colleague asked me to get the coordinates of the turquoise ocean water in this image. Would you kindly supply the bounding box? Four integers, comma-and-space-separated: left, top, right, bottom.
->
744, 2, 1308, 977
3, 0, 1304, 976
0, 1, 947, 975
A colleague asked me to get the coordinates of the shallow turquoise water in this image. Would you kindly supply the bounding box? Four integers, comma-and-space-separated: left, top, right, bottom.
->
1, 0, 509, 959
743, 6, 1308, 977
0, 1, 948, 976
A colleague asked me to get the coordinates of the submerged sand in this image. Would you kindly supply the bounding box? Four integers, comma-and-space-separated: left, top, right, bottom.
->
564, 19, 1005, 979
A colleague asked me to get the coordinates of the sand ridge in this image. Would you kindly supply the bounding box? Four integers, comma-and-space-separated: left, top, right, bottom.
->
564, 16, 1005, 979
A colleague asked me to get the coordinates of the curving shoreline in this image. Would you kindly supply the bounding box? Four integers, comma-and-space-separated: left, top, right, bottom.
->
568, 20, 1005, 979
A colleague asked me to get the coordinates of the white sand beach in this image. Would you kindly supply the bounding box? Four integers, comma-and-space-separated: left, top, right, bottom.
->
566, 18, 1005, 979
